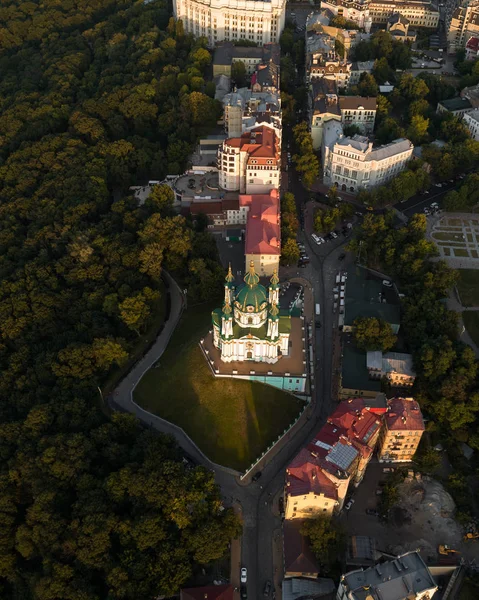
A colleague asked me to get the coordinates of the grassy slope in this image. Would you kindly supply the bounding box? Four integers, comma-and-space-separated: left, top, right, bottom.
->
134, 302, 304, 470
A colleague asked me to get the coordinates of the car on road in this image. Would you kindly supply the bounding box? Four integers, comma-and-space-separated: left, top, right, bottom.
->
317, 236, 325, 244
241, 585, 247, 599
376, 489, 383, 495
431, 202, 439, 209
263, 580, 272, 596
241, 568, 247, 583
424, 207, 430, 215
252, 471, 262, 482
435, 183, 443, 188
424, 190, 430, 194
383, 467, 395, 473
311, 233, 319, 244
366, 508, 380, 517
344, 499, 355, 511
382, 280, 393, 287
338, 253, 346, 261
331, 231, 338, 239
355, 211, 363, 217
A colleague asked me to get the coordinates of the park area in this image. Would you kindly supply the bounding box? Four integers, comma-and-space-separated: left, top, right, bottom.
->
456, 269, 479, 307
133, 302, 304, 471
430, 215, 479, 265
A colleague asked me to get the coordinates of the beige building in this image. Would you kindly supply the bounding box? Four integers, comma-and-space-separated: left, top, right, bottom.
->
464, 109, 479, 140
447, 1, 479, 54
386, 12, 417, 41
309, 78, 341, 149
368, 0, 439, 27
173, 0, 286, 47
366, 351, 416, 387
377, 397, 425, 463
222, 88, 281, 139
217, 126, 280, 194
322, 121, 414, 193
310, 60, 352, 89
339, 96, 377, 135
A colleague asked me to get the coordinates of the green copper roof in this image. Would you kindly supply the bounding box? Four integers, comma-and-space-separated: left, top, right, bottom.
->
269, 302, 279, 321
235, 261, 267, 311
223, 300, 232, 317
235, 283, 268, 311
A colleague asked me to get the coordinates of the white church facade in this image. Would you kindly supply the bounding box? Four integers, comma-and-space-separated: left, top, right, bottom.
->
212, 262, 289, 363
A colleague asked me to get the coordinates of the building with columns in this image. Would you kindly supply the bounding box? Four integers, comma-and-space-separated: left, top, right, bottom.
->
173, 0, 287, 47
211, 263, 289, 363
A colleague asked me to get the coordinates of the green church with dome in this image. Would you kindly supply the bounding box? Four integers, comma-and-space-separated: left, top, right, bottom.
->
212, 262, 291, 364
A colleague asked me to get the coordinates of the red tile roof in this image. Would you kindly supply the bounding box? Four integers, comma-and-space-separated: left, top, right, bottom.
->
283, 519, 320, 576
385, 397, 425, 431
224, 126, 280, 164
286, 448, 338, 500
180, 585, 234, 600
241, 189, 281, 256
181, 585, 233, 600
466, 36, 479, 51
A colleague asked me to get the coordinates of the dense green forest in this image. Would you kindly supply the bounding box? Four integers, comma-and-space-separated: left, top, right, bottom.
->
0, 0, 237, 598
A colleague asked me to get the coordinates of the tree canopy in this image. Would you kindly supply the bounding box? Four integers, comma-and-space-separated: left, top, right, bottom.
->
0, 2, 239, 597
353, 317, 397, 352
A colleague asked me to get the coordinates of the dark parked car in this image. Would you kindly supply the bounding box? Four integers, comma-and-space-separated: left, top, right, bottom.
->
263, 580, 272, 597
252, 471, 262, 482
366, 508, 380, 517
279, 497, 284, 515
241, 585, 247, 599
338, 254, 346, 261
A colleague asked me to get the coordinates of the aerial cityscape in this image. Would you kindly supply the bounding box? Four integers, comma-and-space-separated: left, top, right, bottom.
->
2, 0, 479, 599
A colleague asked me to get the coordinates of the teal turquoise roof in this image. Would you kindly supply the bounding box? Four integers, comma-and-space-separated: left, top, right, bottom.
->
269, 302, 279, 321
235, 282, 268, 311
212, 308, 222, 327
234, 261, 267, 311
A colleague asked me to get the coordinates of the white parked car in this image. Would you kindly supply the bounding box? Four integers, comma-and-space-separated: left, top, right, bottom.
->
382, 280, 393, 287
345, 499, 355, 511
318, 236, 325, 243
331, 232, 338, 239
312, 233, 319, 243
435, 183, 443, 188
241, 568, 247, 583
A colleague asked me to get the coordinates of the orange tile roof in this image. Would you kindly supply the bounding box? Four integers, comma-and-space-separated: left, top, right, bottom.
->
240, 189, 281, 255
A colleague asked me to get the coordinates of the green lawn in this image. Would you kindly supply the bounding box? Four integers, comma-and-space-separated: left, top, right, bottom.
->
463, 312, 479, 347
457, 269, 479, 307
134, 302, 305, 471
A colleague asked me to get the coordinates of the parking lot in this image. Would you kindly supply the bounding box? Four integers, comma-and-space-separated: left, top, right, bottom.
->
430, 215, 479, 268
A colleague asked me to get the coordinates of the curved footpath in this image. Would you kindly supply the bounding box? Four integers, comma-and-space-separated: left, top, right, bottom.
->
109, 271, 235, 472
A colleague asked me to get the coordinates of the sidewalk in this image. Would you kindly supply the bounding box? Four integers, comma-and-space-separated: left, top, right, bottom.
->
230, 502, 242, 600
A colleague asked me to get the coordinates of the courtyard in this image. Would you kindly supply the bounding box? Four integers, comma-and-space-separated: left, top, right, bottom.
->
430, 215, 479, 267
133, 302, 305, 471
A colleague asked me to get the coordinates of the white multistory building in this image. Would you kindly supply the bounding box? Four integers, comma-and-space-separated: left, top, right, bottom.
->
464, 109, 479, 140
447, 0, 479, 53
321, 121, 413, 193
173, 0, 287, 46
217, 125, 280, 194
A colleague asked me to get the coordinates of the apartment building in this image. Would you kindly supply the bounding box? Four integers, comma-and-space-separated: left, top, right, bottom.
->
320, 0, 438, 29
320, 0, 373, 30
309, 78, 341, 149
366, 351, 416, 387
437, 96, 474, 116
377, 397, 425, 463
349, 60, 375, 87
285, 398, 383, 519
368, 0, 439, 27
222, 88, 281, 138
310, 60, 352, 89
339, 96, 377, 135
447, 0, 479, 54
173, 0, 286, 46
217, 126, 280, 193
337, 551, 437, 600
322, 121, 413, 193
464, 108, 479, 140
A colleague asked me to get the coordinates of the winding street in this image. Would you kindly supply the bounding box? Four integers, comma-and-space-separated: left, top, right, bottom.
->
109, 211, 351, 598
